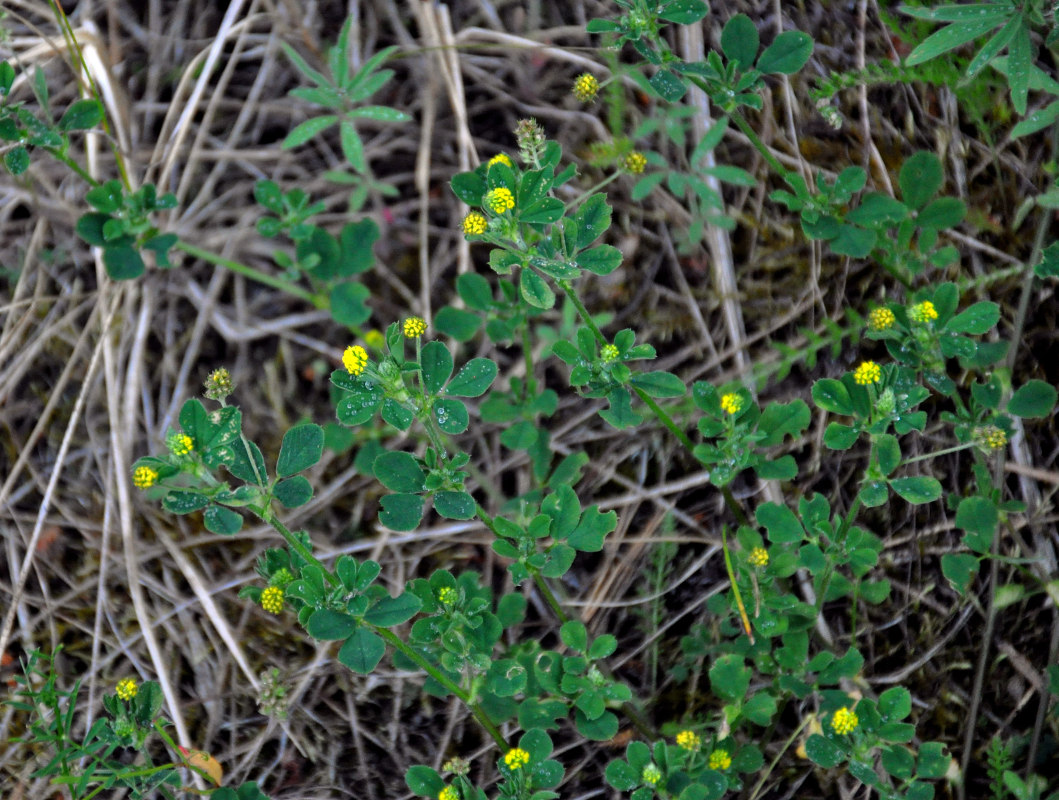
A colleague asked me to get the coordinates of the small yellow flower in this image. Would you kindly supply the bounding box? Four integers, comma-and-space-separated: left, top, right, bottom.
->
484, 187, 515, 214
868, 307, 896, 331
504, 748, 530, 770
133, 466, 158, 489
601, 344, 620, 363
977, 425, 1007, 450
572, 73, 599, 102
488, 153, 513, 169
437, 586, 457, 606
641, 763, 663, 785
720, 392, 744, 415
462, 212, 488, 235
624, 151, 647, 174
204, 367, 234, 400
831, 706, 859, 735
675, 730, 701, 751
403, 317, 427, 338
853, 361, 882, 386
167, 432, 194, 457
116, 678, 138, 701
748, 547, 769, 568
343, 345, 369, 376
364, 329, 386, 351
439, 786, 459, 800
261, 586, 284, 615
909, 300, 939, 323
708, 749, 732, 770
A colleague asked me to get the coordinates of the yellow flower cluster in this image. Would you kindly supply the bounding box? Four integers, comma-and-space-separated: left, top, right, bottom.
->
437, 586, 457, 606
343, 345, 369, 376
204, 367, 233, 400
439, 786, 459, 800
504, 748, 530, 770
641, 764, 663, 785
720, 393, 744, 415
485, 187, 515, 214
261, 586, 284, 615
572, 73, 599, 102
133, 466, 158, 489
675, 729, 701, 751
868, 307, 896, 331
404, 317, 427, 338
601, 344, 620, 363
488, 153, 513, 169
463, 212, 487, 235
167, 432, 194, 457
909, 300, 938, 323
116, 678, 138, 701
748, 547, 769, 568
853, 361, 881, 386
978, 425, 1007, 450
708, 749, 732, 770
831, 706, 859, 735
624, 151, 647, 174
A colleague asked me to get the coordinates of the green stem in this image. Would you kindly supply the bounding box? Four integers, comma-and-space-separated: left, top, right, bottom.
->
175, 241, 322, 308
258, 510, 340, 588
902, 441, 975, 465
726, 109, 801, 192
532, 571, 569, 624
564, 172, 622, 213
373, 627, 507, 748
42, 146, 99, 187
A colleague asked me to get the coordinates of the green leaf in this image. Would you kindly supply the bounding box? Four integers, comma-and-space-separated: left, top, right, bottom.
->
812, 378, 853, 415
859, 480, 889, 508
649, 68, 687, 101
879, 687, 912, 721
630, 371, 686, 398
433, 397, 469, 434
847, 192, 909, 225
659, 0, 709, 24
329, 282, 371, 326
364, 591, 422, 626
378, 493, 424, 531
567, 506, 616, 552
599, 386, 642, 429
904, 18, 1000, 68
756, 502, 804, 543
282, 115, 338, 149
575, 708, 619, 741
446, 358, 498, 397
520, 268, 555, 309
347, 105, 410, 122
755, 456, 797, 480
338, 628, 386, 673
756, 31, 813, 75
457, 272, 493, 310
956, 496, 997, 554
435, 491, 475, 519
576, 244, 623, 275
203, 505, 243, 535
434, 306, 481, 341
890, 476, 942, 504
899, 151, 944, 211
964, 13, 1020, 79
163, 491, 210, 514
1006, 23, 1033, 115
1012, 100, 1059, 138
1007, 380, 1057, 418
560, 620, 588, 652
420, 341, 453, 395
941, 552, 980, 595
374, 452, 425, 492
334, 377, 384, 425
519, 197, 564, 225
450, 171, 486, 205
103, 246, 146, 280
709, 654, 750, 702
277, 424, 324, 477
722, 14, 759, 69
405, 765, 444, 797
830, 224, 876, 258
573, 193, 612, 250
916, 742, 951, 779
824, 422, 859, 450
381, 399, 413, 431
605, 760, 639, 791
917, 196, 966, 229
58, 99, 104, 131
805, 734, 846, 768
76, 213, 110, 246
273, 476, 313, 508
876, 434, 901, 476
4, 145, 28, 175
307, 609, 357, 640
757, 399, 810, 446
946, 301, 998, 335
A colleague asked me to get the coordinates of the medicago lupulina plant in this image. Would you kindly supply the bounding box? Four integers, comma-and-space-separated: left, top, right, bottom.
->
5, 1, 1059, 799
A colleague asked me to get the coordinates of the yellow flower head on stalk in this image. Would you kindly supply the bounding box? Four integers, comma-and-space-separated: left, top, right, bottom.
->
977, 425, 1008, 450
203, 367, 234, 400
261, 586, 284, 615
831, 706, 859, 735
623, 151, 647, 174
116, 678, 138, 701
484, 187, 515, 214
600, 344, 620, 363
572, 73, 599, 102
462, 212, 488, 236
343, 345, 369, 376
437, 586, 457, 606
133, 466, 158, 489
675, 730, 701, 751
909, 300, 939, 323
504, 748, 530, 770
403, 317, 427, 338
748, 547, 769, 568
868, 307, 896, 332
641, 764, 663, 785
439, 786, 459, 800
708, 749, 732, 770
488, 153, 513, 169
167, 432, 194, 457
720, 392, 744, 415
853, 361, 882, 386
